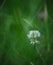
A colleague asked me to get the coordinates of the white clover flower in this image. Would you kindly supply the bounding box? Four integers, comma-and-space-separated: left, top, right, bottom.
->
27, 30, 40, 39
27, 30, 41, 45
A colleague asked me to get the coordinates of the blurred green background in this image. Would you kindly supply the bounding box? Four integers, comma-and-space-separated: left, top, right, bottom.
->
0, 0, 53, 65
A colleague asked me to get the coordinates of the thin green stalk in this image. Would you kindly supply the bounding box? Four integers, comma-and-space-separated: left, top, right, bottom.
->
44, 3, 50, 64
44, 3, 50, 53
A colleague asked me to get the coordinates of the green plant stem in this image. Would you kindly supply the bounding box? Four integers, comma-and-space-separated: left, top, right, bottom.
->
44, 3, 50, 64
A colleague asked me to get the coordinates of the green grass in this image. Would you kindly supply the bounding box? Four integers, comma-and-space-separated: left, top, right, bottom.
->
0, 0, 53, 65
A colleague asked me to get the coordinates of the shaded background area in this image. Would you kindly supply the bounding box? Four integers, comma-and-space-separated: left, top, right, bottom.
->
0, 0, 53, 65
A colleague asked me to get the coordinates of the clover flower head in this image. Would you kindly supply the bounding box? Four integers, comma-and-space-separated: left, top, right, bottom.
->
27, 30, 40, 38
27, 30, 41, 45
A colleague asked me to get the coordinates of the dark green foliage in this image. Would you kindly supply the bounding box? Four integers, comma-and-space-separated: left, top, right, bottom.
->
0, 0, 53, 65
